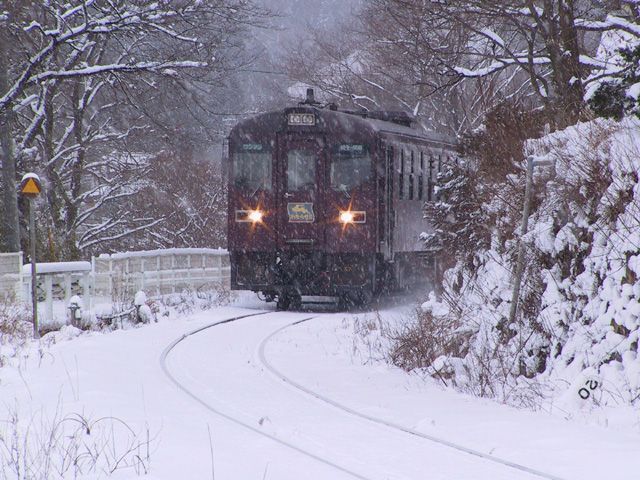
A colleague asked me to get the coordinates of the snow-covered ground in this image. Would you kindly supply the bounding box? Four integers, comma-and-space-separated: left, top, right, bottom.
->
0, 296, 637, 479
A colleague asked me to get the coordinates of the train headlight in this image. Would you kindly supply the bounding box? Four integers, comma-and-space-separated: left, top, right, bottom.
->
235, 209, 264, 223
248, 210, 263, 223
339, 211, 366, 224
339, 211, 354, 224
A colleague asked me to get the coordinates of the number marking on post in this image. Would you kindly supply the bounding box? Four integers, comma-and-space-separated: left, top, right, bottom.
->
578, 377, 600, 401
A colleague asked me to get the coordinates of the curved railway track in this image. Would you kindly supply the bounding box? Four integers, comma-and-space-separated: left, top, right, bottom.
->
159, 311, 373, 480
161, 309, 566, 480
257, 317, 566, 480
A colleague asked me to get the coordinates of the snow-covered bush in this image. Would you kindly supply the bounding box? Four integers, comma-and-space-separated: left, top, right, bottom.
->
407, 117, 640, 410
197, 282, 233, 308
161, 283, 233, 314
388, 295, 467, 372
588, 38, 640, 120
134, 291, 156, 324
0, 297, 32, 366
424, 101, 546, 271
422, 162, 491, 267
347, 312, 387, 365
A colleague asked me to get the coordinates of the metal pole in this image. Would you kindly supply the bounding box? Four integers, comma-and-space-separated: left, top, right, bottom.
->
29, 197, 39, 338
508, 156, 534, 326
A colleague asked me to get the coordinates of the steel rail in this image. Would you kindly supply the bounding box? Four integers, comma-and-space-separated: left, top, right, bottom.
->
159, 311, 373, 480
258, 318, 567, 480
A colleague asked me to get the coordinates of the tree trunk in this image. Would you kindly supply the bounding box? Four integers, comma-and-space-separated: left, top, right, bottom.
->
0, 38, 20, 252
66, 80, 85, 260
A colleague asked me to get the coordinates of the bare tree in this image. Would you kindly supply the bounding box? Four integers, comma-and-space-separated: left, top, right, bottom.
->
285, 0, 639, 134
121, 147, 227, 252
0, 0, 265, 257
411, 0, 639, 126
285, 0, 534, 135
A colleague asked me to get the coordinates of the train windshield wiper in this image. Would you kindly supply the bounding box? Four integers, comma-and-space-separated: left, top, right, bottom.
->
337, 184, 351, 198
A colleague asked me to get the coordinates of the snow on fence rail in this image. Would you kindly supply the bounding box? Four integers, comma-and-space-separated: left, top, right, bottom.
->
0, 248, 230, 325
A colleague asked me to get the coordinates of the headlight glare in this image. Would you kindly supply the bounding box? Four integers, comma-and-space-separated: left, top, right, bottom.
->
339, 211, 354, 224
235, 209, 264, 223
248, 210, 263, 223
339, 210, 366, 224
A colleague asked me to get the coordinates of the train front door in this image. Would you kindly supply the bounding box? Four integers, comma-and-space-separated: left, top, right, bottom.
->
276, 135, 325, 250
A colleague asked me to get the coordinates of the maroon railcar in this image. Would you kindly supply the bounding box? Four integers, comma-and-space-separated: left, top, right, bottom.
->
227, 90, 457, 309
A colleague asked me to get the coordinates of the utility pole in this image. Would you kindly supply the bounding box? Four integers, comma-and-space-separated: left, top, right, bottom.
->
20, 173, 42, 339
508, 156, 554, 325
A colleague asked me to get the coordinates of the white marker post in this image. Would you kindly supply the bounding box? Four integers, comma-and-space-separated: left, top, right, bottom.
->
20, 173, 42, 339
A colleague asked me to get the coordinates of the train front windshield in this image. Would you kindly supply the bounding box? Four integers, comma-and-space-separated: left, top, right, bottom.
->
330, 145, 371, 191
233, 149, 272, 191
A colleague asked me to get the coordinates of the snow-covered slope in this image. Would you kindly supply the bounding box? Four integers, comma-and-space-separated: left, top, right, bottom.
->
422, 117, 640, 422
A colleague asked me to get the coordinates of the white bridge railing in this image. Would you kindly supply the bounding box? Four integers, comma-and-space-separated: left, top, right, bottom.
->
0, 248, 230, 325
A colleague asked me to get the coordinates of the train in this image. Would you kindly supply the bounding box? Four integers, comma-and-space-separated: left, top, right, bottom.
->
227, 89, 457, 309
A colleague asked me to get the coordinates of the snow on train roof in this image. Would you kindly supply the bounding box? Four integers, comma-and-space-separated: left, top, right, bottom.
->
317, 108, 456, 146
357, 116, 455, 146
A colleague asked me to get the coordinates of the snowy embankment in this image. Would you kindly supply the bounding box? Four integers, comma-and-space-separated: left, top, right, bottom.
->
419, 117, 640, 422
527, 118, 640, 413
265, 314, 639, 480
1, 300, 638, 479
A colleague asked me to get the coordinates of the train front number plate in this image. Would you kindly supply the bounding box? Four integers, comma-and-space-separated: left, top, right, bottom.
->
287, 203, 315, 223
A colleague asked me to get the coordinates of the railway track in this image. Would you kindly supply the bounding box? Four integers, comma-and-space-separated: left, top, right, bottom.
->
161, 309, 565, 480
258, 317, 567, 480
159, 311, 373, 480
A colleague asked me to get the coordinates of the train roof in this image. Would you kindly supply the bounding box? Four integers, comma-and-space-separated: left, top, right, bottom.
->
230, 105, 457, 150
354, 115, 455, 146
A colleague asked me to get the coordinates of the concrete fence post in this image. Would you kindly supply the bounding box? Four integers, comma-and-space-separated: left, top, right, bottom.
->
45, 275, 53, 325
82, 271, 91, 312
171, 254, 176, 293
187, 254, 192, 286
63, 273, 72, 304
141, 257, 145, 291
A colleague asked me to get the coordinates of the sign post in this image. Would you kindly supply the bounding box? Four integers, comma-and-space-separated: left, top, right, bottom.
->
20, 173, 42, 339
508, 157, 554, 326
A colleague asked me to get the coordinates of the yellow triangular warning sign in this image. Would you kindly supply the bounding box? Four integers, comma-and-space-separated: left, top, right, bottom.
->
22, 178, 41, 194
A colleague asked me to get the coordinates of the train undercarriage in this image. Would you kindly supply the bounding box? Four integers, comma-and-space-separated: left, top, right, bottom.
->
231, 250, 435, 310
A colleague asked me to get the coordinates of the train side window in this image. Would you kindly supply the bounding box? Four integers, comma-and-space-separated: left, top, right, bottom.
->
418, 152, 424, 200
287, 149, 316, 191
409, 151, 415, 200
398, 149, 404, 199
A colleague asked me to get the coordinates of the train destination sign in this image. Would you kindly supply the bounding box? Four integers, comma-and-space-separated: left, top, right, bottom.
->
288, 113, 316, 126
339, 144, 364, 153
287, 202, 315, 223
242, 143, 263, 151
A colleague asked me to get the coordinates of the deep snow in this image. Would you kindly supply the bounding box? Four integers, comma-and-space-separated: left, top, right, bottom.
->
0, 297, 637, 479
